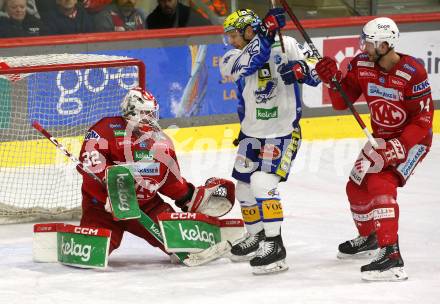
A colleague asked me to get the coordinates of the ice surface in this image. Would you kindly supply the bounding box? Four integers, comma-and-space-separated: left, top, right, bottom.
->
1, 137, 440, 304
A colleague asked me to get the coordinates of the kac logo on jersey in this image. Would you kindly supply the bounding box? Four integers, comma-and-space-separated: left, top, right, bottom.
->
412, 79, 430, 93
369, 99, 407, 128
85, 130, 100, 141
367, 83, 399, 101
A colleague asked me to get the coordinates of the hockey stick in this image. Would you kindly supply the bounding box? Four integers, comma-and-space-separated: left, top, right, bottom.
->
278, 0, 378, 148
270, 0, 285, 53
32, 121, 229, 266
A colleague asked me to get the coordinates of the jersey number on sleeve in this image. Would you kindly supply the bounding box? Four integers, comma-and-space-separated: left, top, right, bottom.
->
419, 98, 431, 113
82, 151, 102, 167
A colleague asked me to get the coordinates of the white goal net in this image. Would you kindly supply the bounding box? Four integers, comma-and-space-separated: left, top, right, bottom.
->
0, 53, 145, 224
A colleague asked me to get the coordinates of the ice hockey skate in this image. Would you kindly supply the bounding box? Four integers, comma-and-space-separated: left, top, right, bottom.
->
229, 230, 265, 262
361, 243, 408, 282
250, 235, 288, 275
337, 233, 378, 259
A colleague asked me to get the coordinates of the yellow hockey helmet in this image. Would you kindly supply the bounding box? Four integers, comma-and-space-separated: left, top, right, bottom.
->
223, 9, 261, 33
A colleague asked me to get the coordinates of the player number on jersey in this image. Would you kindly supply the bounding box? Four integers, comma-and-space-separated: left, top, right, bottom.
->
419, 98, 431, 113
82, 151, 102, 167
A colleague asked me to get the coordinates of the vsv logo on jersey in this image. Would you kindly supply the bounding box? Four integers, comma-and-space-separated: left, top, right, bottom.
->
255, 80, 277, 104
369, 99, 407, 128
85, 130, 100, 141
412, 79, 430, 93
367, 83, 399, 101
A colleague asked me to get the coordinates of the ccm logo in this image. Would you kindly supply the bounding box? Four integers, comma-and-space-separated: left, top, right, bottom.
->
170, 213, 197, 220
74, 227, 99, 235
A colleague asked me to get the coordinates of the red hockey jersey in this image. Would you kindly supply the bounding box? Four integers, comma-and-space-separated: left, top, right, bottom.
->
328, 53, 434, 150
77, 117, 191, 209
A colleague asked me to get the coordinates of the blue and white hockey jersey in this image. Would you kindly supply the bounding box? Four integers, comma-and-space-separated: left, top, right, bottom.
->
220, 34, 320, 138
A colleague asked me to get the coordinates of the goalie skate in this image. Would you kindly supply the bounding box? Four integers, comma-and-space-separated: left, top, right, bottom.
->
337, 233, 378, 259
250, 235, 289, 275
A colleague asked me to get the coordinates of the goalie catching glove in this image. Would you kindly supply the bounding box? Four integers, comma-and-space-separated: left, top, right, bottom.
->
175, 178, 235, 218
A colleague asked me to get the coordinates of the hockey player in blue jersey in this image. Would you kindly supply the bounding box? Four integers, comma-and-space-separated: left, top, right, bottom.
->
220, 8, 320, 274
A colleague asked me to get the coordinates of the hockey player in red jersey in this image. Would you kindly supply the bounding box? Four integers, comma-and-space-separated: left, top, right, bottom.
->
315, 17, 434, 281
77, 87, 234, 256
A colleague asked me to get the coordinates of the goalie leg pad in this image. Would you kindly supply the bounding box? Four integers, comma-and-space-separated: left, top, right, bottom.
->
57, 224, 111, 269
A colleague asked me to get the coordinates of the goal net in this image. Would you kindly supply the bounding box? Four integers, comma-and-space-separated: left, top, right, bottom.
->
0, 54, 145, 224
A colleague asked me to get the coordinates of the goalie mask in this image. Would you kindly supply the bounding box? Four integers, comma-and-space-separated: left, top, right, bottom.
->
121, 87, 159, 130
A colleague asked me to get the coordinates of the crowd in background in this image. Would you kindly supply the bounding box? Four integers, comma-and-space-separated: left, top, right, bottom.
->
0, 0, 228, 38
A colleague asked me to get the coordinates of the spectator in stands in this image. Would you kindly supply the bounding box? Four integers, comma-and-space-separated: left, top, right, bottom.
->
94, 0, 146, 32
42, 0, 95, 35
190, 0, 228, 18
146, 0, 212, 29
0, 0, 48, 38
0, 0, 39, 18
83, 0, 111, 13
35, 0, 55, 20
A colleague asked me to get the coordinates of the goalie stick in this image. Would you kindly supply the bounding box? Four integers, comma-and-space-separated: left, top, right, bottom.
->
278, 0, 378, 148
32, 121, 228, 266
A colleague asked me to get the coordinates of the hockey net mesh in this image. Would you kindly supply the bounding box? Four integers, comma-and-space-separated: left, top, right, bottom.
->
0, 54, 142, 224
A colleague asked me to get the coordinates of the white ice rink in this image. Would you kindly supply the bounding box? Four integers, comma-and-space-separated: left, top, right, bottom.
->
1, 137, 440, 304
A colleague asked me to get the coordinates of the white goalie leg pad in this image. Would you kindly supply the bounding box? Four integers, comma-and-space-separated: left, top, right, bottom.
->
182, 241, 232, 266
252, 260, 289, 275
361, 267, 408, 282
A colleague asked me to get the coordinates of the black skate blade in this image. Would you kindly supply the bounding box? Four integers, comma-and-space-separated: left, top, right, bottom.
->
337, 249, 378, 260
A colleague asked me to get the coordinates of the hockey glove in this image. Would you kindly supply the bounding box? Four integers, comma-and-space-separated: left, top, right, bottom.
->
278, 60, 309, 85
257, 8, 286, 43
375, 138, 407, 168
175, 178, 235, 217
315, 56, 342, 89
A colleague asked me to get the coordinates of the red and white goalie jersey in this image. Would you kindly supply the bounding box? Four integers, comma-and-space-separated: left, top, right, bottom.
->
78, 116, 192, 211
329, 53, 434, 150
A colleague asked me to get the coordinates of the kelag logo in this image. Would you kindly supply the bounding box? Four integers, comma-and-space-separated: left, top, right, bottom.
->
28, 67, 138, 127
